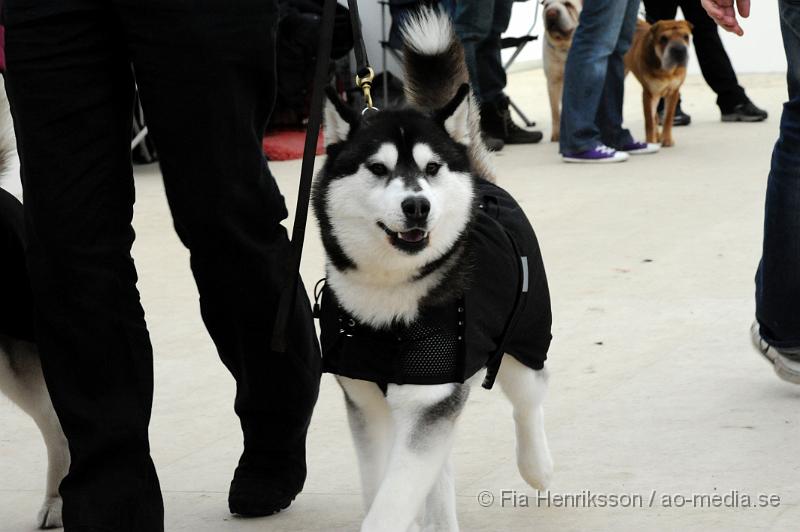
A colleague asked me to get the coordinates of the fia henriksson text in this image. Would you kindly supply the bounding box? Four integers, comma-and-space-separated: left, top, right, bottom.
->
476, 489, 781, 509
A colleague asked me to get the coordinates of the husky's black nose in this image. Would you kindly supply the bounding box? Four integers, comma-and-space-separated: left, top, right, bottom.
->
401, 196, 430, 224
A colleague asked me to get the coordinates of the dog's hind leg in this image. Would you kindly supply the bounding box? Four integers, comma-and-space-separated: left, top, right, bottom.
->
338, 376, 393, 510
418, 456, 458, 532
496, 355, 553, 490
0, 338, 69, 529
361, 383, 469, 532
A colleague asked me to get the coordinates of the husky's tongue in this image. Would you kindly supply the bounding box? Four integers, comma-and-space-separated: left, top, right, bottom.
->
397, 229, 428, 243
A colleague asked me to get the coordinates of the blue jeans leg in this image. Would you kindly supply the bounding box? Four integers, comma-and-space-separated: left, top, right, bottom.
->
559, 0, 635, 154
598, 0, 639, 148
475, 0, 514, 104
756, 0, 800, 349
452, 0, 495, 102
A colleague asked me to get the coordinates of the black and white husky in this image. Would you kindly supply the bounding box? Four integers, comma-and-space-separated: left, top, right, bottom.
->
313, 9, 554, 531
0, 78, 69, 529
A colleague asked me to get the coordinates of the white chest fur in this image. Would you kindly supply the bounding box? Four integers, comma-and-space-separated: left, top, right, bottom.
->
326, 265, 443, 329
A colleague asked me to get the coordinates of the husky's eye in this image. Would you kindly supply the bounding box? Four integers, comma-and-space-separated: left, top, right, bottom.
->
425, 162, 441, 176
368, 163, 389, 176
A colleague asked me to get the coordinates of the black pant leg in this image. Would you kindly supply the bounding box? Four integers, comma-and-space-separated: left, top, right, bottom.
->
3, 3, 164, 531
117, 0, 321, 487
0, 188, 34, 343
643, 0, 678, 22
680, 0, 748, 112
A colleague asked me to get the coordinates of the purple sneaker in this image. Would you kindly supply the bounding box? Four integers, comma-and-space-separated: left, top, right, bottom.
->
618, 141, 660, 155
562, 144, 629, 164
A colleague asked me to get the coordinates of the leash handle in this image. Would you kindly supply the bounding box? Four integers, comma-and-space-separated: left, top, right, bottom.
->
271, 0, 338, 352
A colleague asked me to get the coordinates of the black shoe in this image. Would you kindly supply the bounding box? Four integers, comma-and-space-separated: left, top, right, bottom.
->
503, 116, 543, 144
482, 133, 505, 152
480, 97, 542, 145
228, 450, 306, 517
721, 101, 768, 122
657, 102, 692, 127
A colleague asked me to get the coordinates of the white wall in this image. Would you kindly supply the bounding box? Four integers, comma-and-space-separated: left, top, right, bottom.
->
502, 0, 786, 75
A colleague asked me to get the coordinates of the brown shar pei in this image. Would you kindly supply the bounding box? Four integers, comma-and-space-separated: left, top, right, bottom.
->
625, 19, 693, 147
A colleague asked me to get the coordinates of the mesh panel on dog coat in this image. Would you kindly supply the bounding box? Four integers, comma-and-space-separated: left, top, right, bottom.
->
319, 179, 552, 388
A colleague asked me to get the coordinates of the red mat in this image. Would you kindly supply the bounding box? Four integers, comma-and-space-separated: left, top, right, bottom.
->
263, 129, 325, 161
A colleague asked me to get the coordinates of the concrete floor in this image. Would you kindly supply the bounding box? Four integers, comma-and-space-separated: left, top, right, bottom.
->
2, 70, 799, 531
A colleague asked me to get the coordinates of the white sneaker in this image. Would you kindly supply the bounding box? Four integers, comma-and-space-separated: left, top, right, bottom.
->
750, 321, 800, 384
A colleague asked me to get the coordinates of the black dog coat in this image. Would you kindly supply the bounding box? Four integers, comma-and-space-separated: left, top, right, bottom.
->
318, 179, 551, 389
0, 187, 34, 343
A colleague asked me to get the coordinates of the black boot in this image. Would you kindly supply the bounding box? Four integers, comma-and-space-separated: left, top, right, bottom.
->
481, 97, 543, 146
228, 447, 307, 516
499, 98, 543, 144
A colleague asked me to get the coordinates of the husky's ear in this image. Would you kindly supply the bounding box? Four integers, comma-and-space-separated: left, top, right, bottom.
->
324, 86, 360, 146
434, 83, 471, 145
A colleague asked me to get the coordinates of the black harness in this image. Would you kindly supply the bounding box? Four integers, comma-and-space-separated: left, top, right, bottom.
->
317, 179, 552, 390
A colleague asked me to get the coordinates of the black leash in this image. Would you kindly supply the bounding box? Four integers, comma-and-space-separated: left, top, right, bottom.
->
347, 0, 377, 111
271, 0, 374, 352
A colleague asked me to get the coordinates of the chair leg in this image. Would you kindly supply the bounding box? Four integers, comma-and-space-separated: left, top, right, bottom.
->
508, 97, 536, 127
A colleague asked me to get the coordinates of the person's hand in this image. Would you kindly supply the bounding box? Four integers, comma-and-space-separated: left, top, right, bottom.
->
701, 0, 751, 36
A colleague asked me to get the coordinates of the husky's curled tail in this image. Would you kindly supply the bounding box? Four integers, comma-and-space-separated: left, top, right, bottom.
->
400, 9, 496, 182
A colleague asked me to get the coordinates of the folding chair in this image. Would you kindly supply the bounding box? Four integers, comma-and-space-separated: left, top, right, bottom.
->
501, 4, 540, 127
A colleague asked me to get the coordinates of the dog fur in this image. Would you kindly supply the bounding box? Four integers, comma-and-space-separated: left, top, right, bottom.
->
314, 9, 552, 531
625, 19, 693, 147
0, 77, 70, 529
542, 0, 582, 142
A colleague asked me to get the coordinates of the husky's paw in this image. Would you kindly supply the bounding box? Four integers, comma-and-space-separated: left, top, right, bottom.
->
518, 448, 554, 491
37, 496, 63, 529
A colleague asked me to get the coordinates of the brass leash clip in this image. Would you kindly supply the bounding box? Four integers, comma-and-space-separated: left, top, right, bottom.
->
356, 67, 378, 113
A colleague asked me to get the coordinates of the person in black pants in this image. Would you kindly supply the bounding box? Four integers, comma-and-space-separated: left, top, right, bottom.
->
2, 1, 321, 530
644, 0, 767, 125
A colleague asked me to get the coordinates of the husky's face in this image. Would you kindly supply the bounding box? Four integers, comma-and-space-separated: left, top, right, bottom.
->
314, 86, 475, 274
